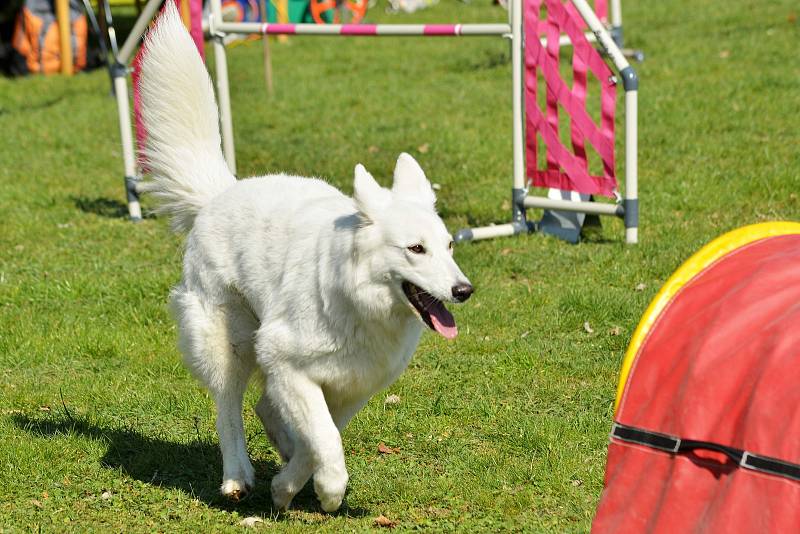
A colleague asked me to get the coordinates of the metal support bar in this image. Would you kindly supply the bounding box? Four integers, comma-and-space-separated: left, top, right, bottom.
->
510, 0, 525, 200
209, 2, 237, 175
117, 0, 163, 65
111, 63, 141, 220
571, 0, 630, 73
610, 0, 623, 47
523, 196, 623, 217
624, 88, 638, 243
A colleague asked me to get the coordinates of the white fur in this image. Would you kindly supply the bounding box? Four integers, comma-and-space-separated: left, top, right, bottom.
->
139, 4, 471, 512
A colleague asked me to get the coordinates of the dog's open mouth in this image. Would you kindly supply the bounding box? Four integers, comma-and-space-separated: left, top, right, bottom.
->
402, 281, 457, 339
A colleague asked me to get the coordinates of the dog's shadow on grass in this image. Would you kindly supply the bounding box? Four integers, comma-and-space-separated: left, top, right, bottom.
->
12, 414, 368, 519
73, 196, 130, 219
73, 196, 157, 221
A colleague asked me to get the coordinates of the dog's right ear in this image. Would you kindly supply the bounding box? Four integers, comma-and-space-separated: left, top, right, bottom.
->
353, 164, 391, 222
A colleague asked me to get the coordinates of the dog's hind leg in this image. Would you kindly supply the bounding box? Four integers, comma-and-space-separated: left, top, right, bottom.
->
171, 286, 259, 501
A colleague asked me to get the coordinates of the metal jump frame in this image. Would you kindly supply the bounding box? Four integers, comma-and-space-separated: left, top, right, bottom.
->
114, 0, 637, 244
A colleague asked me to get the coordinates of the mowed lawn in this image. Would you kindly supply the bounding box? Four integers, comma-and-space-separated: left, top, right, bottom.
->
1, 0, 798, 531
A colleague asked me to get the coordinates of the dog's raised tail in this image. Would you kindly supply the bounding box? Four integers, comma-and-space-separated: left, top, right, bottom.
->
137, 3, 235, 233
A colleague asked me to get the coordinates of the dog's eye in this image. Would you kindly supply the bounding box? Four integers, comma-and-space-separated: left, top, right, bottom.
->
407, 244, 426, 254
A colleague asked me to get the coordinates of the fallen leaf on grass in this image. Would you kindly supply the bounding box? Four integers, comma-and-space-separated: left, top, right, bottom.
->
239, 516, 264, 528
583, 322, 594, 334
571, 479, 583, 487
374, 514, 398, 528
368, 145, 380, 153
378, 442, 400, 455
101, 491, 112, 500
500, 248, 512, 256
39, 406, 51, 412
31, 499, 43, 509
417, 143, 429, 154
609, 326, 622, 336
719, 50, 730, 59
520, 330, 530, 338
634, 283, 647, 291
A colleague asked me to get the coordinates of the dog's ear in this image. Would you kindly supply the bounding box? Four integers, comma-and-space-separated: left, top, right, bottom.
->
391, 153, 436, 207
354, 164, 391, 222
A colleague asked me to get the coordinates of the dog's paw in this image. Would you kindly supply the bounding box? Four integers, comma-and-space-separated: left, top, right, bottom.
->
314, 466, 348, 513
221, 478, 253, 502
270, 473, 298, 511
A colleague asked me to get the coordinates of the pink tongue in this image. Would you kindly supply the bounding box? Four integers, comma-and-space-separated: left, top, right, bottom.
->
427, 301, 458, 339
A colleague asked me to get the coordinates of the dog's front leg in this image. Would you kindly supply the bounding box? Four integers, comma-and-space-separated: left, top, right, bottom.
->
265, 370, 348, 513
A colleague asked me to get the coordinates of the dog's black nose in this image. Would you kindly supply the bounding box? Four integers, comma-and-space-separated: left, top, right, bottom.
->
451, 283, 474, 302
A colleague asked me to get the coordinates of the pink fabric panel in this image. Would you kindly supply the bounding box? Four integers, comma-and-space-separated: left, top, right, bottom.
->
554, 0, 616, 183
524, 0, 618, 197
593, 0, 608, 23
189, 0, 204, 60
544, 8, 560, 172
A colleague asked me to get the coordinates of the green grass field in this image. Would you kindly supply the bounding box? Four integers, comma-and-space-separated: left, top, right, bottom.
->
1, 0, 798, 531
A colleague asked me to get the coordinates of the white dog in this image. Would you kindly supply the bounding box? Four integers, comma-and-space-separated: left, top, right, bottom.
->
138, 4, 473, 513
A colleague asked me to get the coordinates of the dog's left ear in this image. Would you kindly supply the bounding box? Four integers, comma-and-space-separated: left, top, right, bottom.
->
354, 163, 391, 223
391, 153, 436, 207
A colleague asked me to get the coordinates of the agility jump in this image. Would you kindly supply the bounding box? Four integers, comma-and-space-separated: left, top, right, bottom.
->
112, 0, 639, 244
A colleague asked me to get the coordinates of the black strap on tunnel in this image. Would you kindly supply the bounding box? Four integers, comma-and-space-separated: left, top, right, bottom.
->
611, 422, 800, 483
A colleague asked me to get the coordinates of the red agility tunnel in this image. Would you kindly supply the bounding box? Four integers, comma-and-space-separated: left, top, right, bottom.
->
593, 222, 800, 533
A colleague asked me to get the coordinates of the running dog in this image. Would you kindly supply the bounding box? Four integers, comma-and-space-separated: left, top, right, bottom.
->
138, 4, 473, 512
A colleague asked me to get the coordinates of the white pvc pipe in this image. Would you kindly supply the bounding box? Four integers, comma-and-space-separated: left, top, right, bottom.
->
625, 89, 638, 244
511, 0, 524, 191
117, 0, 162, 65
215, 21, 510, 36
611, 0, 622, 29
468, 223, 522, 241
210, 0, 237, 175
523, 196, 620, 216
113, 74, 141, 219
